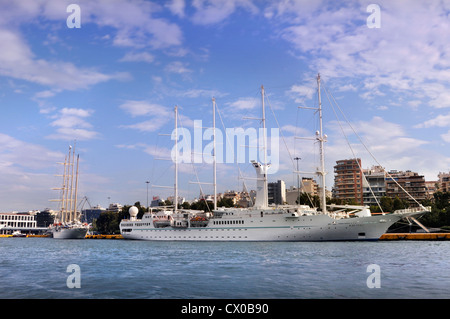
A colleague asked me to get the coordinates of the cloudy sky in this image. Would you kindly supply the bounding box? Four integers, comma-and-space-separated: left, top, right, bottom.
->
1, 0, 450, 212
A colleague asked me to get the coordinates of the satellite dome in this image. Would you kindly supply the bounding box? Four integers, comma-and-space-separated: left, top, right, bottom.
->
129, 206, 139, 219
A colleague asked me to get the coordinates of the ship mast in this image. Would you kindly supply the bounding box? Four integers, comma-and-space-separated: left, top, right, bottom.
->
212, 97, 217, 211
317, 74, 327, 214
174, 105, 178, 214
261, 85, 268, 208
73, 154, 80, 222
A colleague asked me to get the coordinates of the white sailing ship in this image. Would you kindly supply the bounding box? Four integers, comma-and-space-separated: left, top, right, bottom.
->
50, 144, 89, 239
119, 74, 430, 241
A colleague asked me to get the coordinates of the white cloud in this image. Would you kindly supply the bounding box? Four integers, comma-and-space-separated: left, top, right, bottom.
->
414, 114, 450, 129
165, 61, 192, 74
0, 28, 124, 91
119, 101, 171, 118
166, 0, 186, 18
119, 100, 173, 132
191, 0, 258, 25
64, 0, 184, 49
47, 108, 99, 141
119, 52, 155, 63
227, 97, 259, 111
288, 84, 315, 103
0, 134, 65, 211
441, 131, 450, 143
269, 0, 450, 110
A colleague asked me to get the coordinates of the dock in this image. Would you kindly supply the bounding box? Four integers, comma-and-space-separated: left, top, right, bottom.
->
380, 233, 450, 240
85, 234, 123, 239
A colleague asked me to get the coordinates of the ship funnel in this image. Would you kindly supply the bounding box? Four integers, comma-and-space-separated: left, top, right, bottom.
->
251, 160, 270, 209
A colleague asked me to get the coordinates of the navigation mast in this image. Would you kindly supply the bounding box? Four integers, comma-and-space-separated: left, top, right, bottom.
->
174, 105, 178, 214
212, 97, 217, 211
317, 74, 328, 214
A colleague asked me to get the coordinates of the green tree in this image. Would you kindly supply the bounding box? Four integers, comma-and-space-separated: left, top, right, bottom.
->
217, 197, 234, 208
297, 193, 320, 208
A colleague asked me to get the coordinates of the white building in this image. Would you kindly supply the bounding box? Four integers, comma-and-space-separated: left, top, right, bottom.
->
0, 211, 38, 234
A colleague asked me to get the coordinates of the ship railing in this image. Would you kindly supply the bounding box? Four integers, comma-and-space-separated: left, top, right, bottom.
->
394, 206, 431, 215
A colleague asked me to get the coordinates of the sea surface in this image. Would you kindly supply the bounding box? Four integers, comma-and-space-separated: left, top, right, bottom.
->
1, 238, 449, 299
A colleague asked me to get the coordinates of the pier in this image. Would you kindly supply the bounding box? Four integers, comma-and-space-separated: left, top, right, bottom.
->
380, 233, 450, 240
85, 234, 123, 239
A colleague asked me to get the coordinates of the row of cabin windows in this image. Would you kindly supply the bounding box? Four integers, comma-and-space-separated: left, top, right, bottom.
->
213, 220, 244, 225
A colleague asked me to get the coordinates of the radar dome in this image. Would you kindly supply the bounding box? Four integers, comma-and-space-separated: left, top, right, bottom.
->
129, 206, 139, 219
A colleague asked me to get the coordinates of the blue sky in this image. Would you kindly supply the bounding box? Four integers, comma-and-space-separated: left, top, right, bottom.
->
1, 0, 450, 212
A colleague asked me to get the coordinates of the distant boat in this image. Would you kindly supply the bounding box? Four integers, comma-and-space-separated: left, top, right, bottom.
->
50, 144, 88, 239
12, 230, 26, 238
120, 75, 430, 241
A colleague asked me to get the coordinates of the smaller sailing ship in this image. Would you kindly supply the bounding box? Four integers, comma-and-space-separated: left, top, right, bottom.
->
50, 144, 89, 239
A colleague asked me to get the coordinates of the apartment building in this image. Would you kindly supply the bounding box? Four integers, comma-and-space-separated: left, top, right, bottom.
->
385, 170, 426, 205
333, 158, 363, 204
268, 180, 286, 205
438, 172, 450, 192
285, 178, 319, 205
362, 165, 386, 206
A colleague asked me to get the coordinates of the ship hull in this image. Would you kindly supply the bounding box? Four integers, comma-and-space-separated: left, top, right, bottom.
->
52, 227, 88, 239
120, 212, 403, 242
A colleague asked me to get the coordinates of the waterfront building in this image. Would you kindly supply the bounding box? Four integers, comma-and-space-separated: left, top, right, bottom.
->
285, 178, 319, 205
425, 181, 437, 198
362, 165, 386, 206
222, 190, 239, 205
268, 180, 286, 205
82, 205, 106, 224
0, 211, 48, 234
438, 172, 450, 193
385, 170, 427, 205
36, 209, 56, 227
333, 158, 363, 204
166, 196, 186, 206
151, 196, 163, 207
106, 203, 123, 212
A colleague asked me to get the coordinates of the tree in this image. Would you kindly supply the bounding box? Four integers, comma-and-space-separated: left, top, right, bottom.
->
297, 193, 320, 208
95, 211, 120, 234
217, 197, 234, 208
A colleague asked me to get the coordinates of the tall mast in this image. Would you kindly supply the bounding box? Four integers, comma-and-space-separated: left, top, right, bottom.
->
212, 97, 217, 211
317, 74, 327, 214
73, 154, 80, 222
174, 105, 178, 213
61, 154, 68, 223
261, 85, 268, 208
64, 146, 72, 223
69, 143, 76, 222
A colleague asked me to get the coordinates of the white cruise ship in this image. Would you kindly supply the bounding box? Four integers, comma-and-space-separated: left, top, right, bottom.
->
119, 162, 428, 241
119, 75, 430, 241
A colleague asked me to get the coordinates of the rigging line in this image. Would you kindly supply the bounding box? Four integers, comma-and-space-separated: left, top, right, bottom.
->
323, 83, 384, 213
266, 91, 316, 209
177, 109, 211, 213
215, 100, 253, 207
265, 93, 295, 170
323, 81, 423, 208
190, 152, 211, 213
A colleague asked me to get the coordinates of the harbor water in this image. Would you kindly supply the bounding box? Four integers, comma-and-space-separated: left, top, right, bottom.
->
1, 238, 449, 299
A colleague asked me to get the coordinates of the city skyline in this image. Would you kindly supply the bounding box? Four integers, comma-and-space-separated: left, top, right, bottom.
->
1, 1, 450, 212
